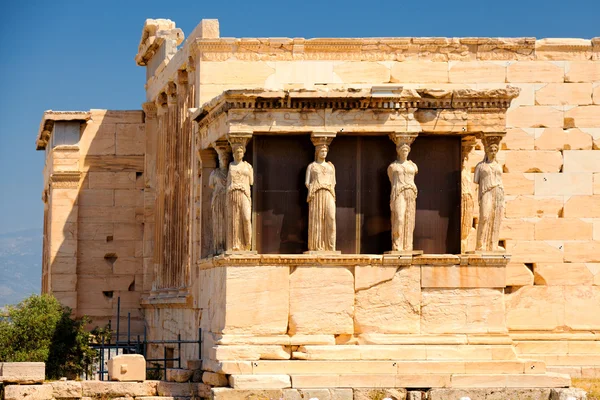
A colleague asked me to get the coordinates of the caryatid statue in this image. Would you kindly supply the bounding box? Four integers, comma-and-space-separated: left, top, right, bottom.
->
474, 135, 505, 252
306, 135, 337, 252
388, 133, 418, 252
461, 136, 476, 253
226, 136, 254, 252
209, 141, 231, 255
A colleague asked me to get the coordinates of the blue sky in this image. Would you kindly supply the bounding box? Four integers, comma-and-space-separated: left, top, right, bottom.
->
0, 0, 598, 234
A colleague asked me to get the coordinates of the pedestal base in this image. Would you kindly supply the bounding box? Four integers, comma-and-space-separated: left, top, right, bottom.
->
303, 250, 342, 255
384, 250, 424, 256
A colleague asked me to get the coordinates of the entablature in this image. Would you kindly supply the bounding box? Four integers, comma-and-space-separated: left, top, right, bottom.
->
191, 87, 520, 149
191, 36, 599, 61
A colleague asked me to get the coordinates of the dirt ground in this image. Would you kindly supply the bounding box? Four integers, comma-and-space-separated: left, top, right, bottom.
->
573, 378, 600, 400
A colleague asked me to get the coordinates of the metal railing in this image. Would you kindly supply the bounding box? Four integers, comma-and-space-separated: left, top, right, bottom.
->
86, 297, 202, 380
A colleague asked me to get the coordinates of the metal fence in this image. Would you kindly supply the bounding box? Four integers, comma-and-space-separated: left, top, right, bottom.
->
86, 297, 201, 380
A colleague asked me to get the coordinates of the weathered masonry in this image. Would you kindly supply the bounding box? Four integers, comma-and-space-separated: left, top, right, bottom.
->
37, 18, 600, 393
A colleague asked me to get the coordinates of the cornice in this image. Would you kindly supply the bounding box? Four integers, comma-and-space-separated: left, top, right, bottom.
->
192, 87, 520, 131
192, 37, 596, 61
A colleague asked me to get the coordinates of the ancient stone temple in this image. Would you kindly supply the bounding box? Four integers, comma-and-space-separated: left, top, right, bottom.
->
37, 18, 600, 397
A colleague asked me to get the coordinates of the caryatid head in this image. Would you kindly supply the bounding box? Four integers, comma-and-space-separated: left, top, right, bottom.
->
232, 144, 245, 163
396, 143, 411, 161
315, 144, 329, 161
310, 134, 334, 162
389, 133, 417, 162
482, 136, 502, 162
213, 142, 231, 170
218, 150, 230, 169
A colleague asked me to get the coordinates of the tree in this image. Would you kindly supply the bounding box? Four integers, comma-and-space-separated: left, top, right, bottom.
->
0, 294, 100, 379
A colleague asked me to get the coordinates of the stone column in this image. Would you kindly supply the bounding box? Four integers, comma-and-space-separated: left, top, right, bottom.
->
225, 132, 254, 253
387, 132, 422, 255
198, 147, 218, 258
306, 132, 339, 254
142, 102, 157, 294
208, 140, 231, 255
461, 135, 477, 253
165, 81, 178, 292
474, 133, 506, 253
153, 92, 168, 292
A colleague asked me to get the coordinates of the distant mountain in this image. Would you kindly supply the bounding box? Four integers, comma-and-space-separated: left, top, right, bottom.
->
0, 228, 42, 307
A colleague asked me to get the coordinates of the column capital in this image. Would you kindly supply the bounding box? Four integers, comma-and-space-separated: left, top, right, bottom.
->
212, 139, 231, 155
156, 92, 168, 115
167, 81, 177, 104
177, 69, 188, 85
227, 131, 252, 149
479, 132, 505, 149
461, 134, 478, 151
142, 102, 158, 119
388, 132, 418, 147
310, 131, 336, 147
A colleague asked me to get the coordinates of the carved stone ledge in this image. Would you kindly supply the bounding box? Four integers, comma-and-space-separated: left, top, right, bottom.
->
536, 38, 594, 61
451, 88, 521, 109
50, 171, 81, 189
192, 37, 576, 62
197, 253, 510, 269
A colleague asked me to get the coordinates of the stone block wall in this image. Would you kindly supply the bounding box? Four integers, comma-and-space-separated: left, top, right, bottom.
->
76, 110, 146, 332
40, 109, 146, 334
197, 256, 511, 363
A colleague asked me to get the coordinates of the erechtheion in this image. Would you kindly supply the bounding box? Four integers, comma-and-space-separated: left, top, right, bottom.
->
37, 18, 600, 397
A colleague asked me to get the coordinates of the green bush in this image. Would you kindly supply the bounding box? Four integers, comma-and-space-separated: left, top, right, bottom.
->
0, 294, 100, 379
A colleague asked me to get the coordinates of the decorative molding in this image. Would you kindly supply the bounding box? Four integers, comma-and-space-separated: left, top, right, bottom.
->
50, 171, 81, 189
190, 37, 598, 62
192, 88, 519, 148
192, 88, 520, 131
198, 253, 510, 269
192, 37, 538, 62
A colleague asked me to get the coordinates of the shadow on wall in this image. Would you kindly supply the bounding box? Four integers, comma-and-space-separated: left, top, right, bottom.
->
44, 109, 146, 336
